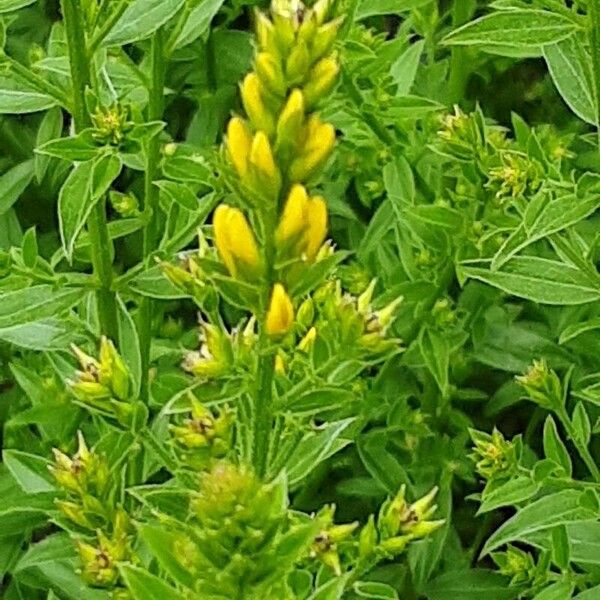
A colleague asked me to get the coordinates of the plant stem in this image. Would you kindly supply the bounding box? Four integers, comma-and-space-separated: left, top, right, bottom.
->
589, 0, 600, 146
61, 0, 118, 340
253, 209, 278, 479
556, 406, 600, 483
138, 29, 166, 402
447, 1, 475, 105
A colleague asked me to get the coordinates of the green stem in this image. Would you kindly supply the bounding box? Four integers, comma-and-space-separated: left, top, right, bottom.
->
61, 0, 118, 340
589, 0, 600, 146
88, 0, 130, 56
253, 209, 278, 479
4, 56, 70, 108
556, 406, 600, 483
447, 1, 475, 105
138, 29, 166, 402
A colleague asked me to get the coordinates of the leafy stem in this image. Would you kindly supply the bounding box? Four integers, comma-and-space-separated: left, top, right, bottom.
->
60, 0, 118, 340
555, 405, 600, 483
138, 28, 166, 402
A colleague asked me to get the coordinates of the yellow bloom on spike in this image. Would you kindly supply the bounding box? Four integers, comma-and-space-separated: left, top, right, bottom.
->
289, 116, 336, 182
227, 117, 253, 177
277, 89, 305, 148
276, 184, 309, 245
241, 73, 275, 135
266, 283, 294, 337
304, 195, 327, 260
250, 132, 278, 180
255, 52, 286, 96
304, 56, 340, 107
213, 205, 261, 279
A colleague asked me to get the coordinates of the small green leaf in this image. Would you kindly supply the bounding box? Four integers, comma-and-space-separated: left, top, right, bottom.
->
119, 565, 182, 600
0, 0, 37, 13
58, 154, 122, 261
0, 160, 34, 215
105, 0, 185, 46
424, 569, 517, 600
0, 75, 56, 114
308, 575, 350, 600
543, 416, 572, 476
3, 450, 55, 494
354, 581, 399, 599
35, 107, 63, 183
174, 0, 226, 48
571, 402, 591, 447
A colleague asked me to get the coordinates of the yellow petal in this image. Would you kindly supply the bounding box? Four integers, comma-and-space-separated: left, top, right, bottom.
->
303, 56, 340, 106
213, 205, 237, 277
227, 207, 261, 271
276, 184, 309, 246
240, 73, 275, 135
227, 117, 252, 177
250, 131, 278, 179
304, 195, 328, 260
265, 283, 294, 337
289, 117, 336, 182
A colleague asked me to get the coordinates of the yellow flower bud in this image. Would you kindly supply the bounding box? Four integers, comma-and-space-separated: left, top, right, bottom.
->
276, 89, 305, 153
255, 52, 286, 96
265, 283, 294, 338
241, 73, 275, 135
303, 56, 340, 107
313, 0, 333, 24
250, 131, 278, 180
289, 116, 336, 182
276, 184, 309, 246
274, 352, 286, 375
213, 204, 261, 279
298, 326, 317, 352
286, 40, 310, 84
227, 117, 253, 177
304, 195, 327, 260
311, 18, 343, 61
256, 10, 276, 52
357, 279, 377, 315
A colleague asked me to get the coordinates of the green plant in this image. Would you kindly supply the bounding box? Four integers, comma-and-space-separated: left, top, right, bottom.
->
1, 0, 600, 599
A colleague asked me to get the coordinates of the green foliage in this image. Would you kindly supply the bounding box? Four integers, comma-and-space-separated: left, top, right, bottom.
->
0, 0, 600, 599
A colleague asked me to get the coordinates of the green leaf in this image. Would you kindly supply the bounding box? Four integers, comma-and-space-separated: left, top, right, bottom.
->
0, 319, 79, 350
35, 107, 63, 183
308, 575, 349, 600
478, 476, 540, 514
551, 526, 570, 572
58, 154, 122, 261
571, 402, 591, 447
119, 565, 182, 600
543, 416, 572, 476
0, 0, 36, 12
286, 419, 354, 486
544, 35, 597, 125
358, 433, 409, 495
419, 327, 450, 396
559, 317, 600, 344
458, 257, 600, 305
354, 581, 399, 599
356, 0, 433, 19
0, 286, 82, 328
481, 490, 598, 556
104, 0, 185, 46
3, 450, 55, 494
0, 75, 57, 114
391, 39, 425, 95
443, 10, 578, 53
174, 0, 226, 48
117, 295, 142, 399
137, 524, 195, 589
574, 585, 600, 599
424, 569, 517, 600
533, 579, 574, 600
0, 160, 34, 215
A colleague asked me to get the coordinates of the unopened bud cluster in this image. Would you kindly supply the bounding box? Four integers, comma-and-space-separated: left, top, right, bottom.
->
68, 337, 137, 426
50, 432, 133, 592
470, 428, 519, 482
516, 359, 563, 410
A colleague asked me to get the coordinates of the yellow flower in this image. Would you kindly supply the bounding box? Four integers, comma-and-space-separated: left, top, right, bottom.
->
276, 184, 328, 261
265, 283, 294, 337
255, 52, 286, 96
213, 204, 261, 279
250, 131, 278, 180
289, 115, 336, 182
298, 326, 317, 352
304, 56, 340, 107
276, 89, 305, 149
241, 73, 275, 136
227, 117, 253, 177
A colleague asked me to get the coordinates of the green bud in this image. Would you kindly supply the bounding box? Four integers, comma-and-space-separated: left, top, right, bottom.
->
358, 515, 377, 559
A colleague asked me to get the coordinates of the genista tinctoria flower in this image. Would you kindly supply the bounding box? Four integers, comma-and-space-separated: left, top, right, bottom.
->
213, 0, 343, 337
